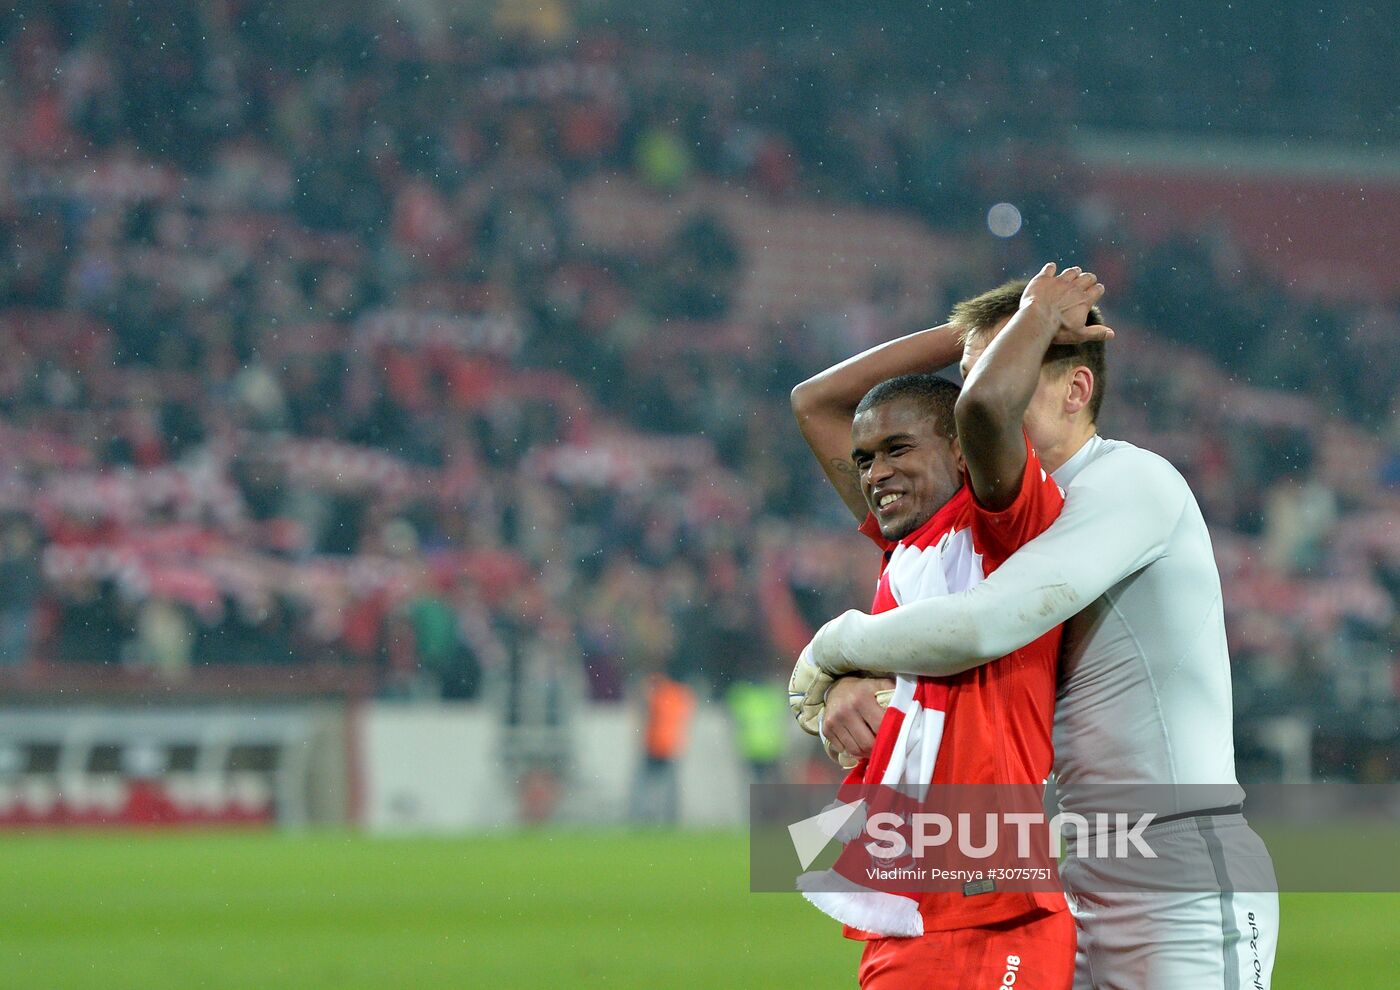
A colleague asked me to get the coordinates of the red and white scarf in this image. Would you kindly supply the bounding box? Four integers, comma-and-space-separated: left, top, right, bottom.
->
799, 506, 973, 936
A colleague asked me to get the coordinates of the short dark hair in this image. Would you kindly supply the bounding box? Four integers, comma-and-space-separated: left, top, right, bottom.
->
854, 373, 960, 440
948, 278, 1107, 422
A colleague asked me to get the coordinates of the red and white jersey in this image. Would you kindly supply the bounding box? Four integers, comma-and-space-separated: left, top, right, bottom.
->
805, 435, 1068, 938
853, 435, 1065, 800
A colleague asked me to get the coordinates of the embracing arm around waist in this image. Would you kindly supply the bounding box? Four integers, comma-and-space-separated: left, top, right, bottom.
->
812, 447, 1191, 677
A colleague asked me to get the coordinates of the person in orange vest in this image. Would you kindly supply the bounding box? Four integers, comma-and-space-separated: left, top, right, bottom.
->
629, 668, 695, 824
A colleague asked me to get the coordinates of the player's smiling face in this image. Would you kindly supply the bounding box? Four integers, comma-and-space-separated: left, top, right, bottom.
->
850, 397, 963, 541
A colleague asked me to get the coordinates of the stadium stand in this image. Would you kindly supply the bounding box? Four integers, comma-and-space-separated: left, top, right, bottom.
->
1, 1, 1398, 786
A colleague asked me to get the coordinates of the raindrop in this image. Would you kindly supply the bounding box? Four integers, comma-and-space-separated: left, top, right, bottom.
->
986, 202, 1023, 238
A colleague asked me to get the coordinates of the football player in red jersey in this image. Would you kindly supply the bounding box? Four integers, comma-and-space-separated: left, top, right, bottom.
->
788, 265, 1111, 989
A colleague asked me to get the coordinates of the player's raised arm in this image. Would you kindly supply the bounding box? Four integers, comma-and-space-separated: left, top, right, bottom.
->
955, 264, 1112, 511
790, 324, 964, 521
808, 444, 1190, 678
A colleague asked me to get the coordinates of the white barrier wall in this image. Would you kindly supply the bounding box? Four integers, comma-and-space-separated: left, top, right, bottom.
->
358, 702, 514, 832
357, 699, 751, 833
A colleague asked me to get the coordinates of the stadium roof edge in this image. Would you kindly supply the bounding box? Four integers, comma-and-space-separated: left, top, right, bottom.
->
1073, 130, 1400, 182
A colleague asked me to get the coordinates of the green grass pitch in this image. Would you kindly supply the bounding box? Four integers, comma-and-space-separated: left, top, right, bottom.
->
0, 829, 1391, 988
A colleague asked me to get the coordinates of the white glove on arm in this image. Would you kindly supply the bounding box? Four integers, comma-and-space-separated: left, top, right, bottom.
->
806, 609, 868, 679
808, 604, 995, 680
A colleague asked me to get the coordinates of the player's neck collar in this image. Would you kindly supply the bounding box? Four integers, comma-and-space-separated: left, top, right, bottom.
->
1051, 433, 1102, 487
896, 485, 972, 549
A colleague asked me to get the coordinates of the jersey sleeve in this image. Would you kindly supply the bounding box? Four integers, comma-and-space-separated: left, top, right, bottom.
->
968, 433, 1064, 568
812, 445, 1193, 677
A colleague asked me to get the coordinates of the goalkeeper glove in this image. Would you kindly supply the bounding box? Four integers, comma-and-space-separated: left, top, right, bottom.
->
788, 642, 832, 737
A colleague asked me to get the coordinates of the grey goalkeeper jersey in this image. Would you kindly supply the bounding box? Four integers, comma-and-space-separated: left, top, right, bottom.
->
820, 434, 1244, 817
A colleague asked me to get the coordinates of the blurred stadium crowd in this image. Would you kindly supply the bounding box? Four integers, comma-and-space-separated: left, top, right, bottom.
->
2, 1, 1399, 780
